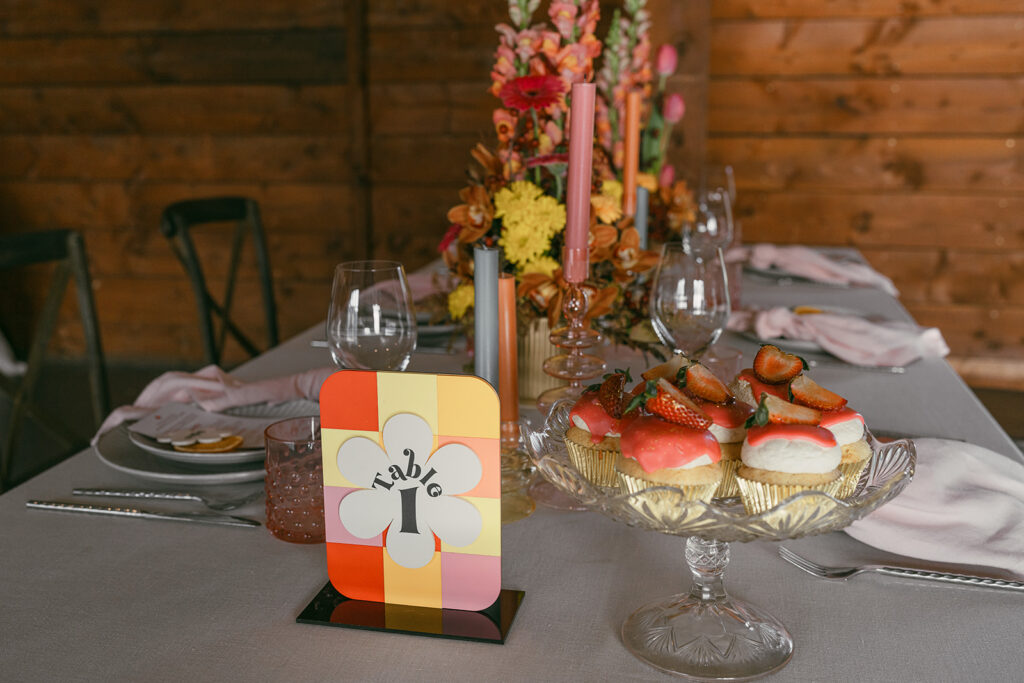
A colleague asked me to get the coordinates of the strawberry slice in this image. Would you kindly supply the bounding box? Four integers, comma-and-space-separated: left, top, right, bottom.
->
752, 344, 807, 384
640, 355, 688, 382
789, 374, 848, 412
643, 379, 712, 429
597, 372, 627, 418
746, 394, 822, 427
680, 361, 731, 405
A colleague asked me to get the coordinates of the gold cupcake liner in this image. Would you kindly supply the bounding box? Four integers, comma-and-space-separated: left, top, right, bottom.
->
716, 458, 741, 498
564, 437, 620, 487
617, 470, 721, 503
836, 457, 871, 499
736, 473, 843, 515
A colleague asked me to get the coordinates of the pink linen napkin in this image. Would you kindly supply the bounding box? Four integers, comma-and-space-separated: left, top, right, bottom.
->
729, 307, 949, 367
91, 365, 335, 446
745, 244, 899, 296
847, 439, 1024, 579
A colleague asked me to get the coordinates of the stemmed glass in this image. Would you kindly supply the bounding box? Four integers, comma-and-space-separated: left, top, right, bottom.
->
326, 261, 417, 371
650, 243, 730, 359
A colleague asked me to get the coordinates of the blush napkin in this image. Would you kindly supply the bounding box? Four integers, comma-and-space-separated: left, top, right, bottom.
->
729, 307, 949, 367
846, 439, 1024, 579
745, 244, 899, 296
91, 365, 335, 446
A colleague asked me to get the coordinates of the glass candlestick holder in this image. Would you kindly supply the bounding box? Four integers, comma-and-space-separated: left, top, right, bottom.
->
536, 281, 607, 415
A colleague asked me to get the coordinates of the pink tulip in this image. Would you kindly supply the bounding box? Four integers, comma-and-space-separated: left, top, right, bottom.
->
659, 164, 675, 187
663, 93, 685, 124
655, 44, 678, 77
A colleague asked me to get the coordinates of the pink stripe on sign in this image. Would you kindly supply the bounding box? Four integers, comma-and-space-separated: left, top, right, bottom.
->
440, 552, 501, 611
324, 486, 384, 546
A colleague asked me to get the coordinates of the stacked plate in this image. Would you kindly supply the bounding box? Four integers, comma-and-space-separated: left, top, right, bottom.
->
94, 400, 320, 485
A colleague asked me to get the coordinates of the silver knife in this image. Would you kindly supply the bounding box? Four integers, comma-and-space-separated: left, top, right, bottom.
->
26, 500, 261, 528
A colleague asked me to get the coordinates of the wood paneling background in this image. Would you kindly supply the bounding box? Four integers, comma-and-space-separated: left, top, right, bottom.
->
707, 0, 1024, 389
0, 0, 1020, 387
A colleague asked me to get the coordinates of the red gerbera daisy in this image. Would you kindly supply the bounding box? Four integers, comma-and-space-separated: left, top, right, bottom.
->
498, 75, 565, 111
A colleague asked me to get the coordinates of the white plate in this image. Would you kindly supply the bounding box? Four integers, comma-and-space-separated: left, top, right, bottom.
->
96, 427, 266, 485
124, 400, 320, 466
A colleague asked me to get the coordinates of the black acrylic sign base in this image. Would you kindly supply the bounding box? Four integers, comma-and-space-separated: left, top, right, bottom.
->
297, 581, 524, 644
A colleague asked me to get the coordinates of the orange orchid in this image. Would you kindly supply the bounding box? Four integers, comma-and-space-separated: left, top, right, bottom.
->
611, 226, 659, 283
661, 179, 698, 233
581, 283, 618, 323
446, 185, 494, 243
588, 217, 617, 263
518, 269, 566, 329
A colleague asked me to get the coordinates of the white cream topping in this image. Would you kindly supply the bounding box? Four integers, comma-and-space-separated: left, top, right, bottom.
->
824, 417, 864, 447
667, 454, 714, 471
741, 436, 841, 474
570, 414, 620, 438
709, 423, 746, 444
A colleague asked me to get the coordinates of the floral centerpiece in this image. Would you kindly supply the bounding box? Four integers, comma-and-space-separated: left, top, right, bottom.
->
442, 0, 697, 352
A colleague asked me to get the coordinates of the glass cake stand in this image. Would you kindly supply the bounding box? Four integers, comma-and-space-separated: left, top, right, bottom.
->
522, 402, 916, 681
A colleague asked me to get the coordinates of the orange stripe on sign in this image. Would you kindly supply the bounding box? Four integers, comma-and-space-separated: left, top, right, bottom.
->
320, 370, 379, 431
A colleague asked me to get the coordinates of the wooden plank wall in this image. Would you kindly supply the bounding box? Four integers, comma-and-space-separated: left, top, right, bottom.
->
0, 0, 1020, 388
0, 0, 361, 363
706, 1, 1024, 389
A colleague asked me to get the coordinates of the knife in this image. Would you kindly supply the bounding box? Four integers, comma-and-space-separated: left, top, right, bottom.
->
26, 500, 261, 528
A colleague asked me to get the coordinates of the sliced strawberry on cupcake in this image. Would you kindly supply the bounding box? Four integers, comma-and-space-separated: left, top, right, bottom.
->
628, 378, 713, 430
789, 374, 848, 412
679, 361, 732, 405
640, 354, 689, 382
752, 344, 807, 385
596, 369, 631, 419
746, 393, 822, 427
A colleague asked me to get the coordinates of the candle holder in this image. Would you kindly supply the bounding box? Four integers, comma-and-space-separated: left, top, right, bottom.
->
536, 281, 607, 415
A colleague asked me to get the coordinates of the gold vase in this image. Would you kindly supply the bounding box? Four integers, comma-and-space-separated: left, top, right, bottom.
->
518, 317, 564, 402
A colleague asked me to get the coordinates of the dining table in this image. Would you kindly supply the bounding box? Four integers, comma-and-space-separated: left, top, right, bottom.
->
2, 249, 1022, 682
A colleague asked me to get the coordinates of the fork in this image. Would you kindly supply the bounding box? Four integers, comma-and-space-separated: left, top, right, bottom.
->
72, 488, 264, 512
777, 547, 1024, 592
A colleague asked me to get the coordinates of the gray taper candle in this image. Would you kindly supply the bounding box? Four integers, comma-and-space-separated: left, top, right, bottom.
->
473, 246, 500, 389
635, 186, 650, 250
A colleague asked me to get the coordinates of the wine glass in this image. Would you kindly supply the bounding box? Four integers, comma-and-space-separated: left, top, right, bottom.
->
326, 261, 417, 371
650, 243, 730, 359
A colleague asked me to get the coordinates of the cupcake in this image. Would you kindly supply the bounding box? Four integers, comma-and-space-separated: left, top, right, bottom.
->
616, 379, 722, 502
788, 374, 872, 498
735, 394, 842, 514
564, 371, 629, 487
676, 360, 755, 498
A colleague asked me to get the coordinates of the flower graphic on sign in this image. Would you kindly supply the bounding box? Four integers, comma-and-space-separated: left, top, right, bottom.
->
336, 413, 483, 569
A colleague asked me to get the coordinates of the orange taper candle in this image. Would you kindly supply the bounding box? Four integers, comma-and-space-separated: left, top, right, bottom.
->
498, 274, 519, 431
622, 90, 642, 217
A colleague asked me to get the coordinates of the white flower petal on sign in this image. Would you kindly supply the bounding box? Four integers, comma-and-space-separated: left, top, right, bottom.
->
338, 488, 395, 539
382, 413, 434, 469
337, 436, 389, 488
385, 504, 438, 569
422, 495, 482, 548
428, 442, 483, 495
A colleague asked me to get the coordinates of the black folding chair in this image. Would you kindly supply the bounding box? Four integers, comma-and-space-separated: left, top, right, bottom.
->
159, 197, 279, 367
0, 229, 110, 491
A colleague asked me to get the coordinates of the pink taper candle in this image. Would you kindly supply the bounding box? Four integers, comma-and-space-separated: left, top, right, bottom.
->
563, 82, 596, 283
622, 90, 641, 217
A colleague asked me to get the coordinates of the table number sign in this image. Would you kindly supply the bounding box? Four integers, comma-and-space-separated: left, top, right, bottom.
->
319, 370, 502, 611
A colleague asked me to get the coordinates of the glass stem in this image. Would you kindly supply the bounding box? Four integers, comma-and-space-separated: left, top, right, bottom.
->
685, 537, 730, 602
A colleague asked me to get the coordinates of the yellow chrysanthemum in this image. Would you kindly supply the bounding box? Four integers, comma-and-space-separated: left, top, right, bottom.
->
494, 180, 566, 266
447, 283, 475, 321
591, 194, 622, 224
636, 173, 658, 192
601, 179, 623, 203
518, 255, 560, 278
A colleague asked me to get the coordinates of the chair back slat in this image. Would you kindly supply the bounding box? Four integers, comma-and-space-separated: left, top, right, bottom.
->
0, 229, 109, 491
159, 197, 278, 366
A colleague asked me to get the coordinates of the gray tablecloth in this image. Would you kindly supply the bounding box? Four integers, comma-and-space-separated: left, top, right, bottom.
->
2, 262, 1022, 682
